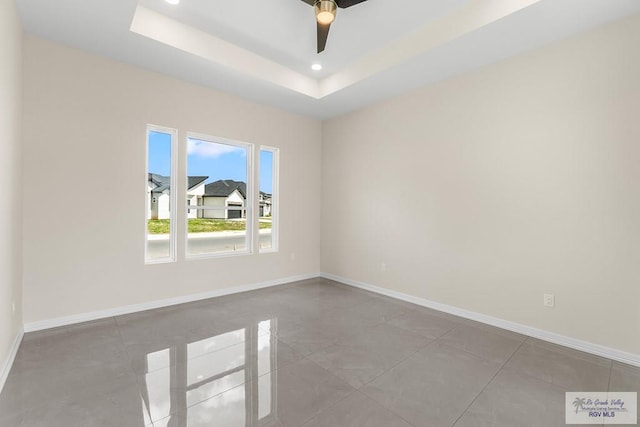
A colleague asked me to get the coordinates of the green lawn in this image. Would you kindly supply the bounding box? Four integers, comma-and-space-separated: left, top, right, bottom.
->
148, 219, 271, 234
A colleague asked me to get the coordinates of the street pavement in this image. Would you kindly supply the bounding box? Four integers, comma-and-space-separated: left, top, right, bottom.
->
147, 230, 273, 259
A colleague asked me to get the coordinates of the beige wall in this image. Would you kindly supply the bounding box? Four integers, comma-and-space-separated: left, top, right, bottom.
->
0, 0, 23, 369
22, 36, 322, 324
322, 14, 640, 355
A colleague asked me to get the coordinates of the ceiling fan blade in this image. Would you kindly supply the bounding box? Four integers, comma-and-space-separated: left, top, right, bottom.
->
335, 0, 368, 8
303, 0, 368, 7
317, 22, 331, 53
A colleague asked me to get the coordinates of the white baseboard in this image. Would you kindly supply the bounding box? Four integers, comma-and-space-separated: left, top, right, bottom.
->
24, 272, 320, 333
0, 327, 24, 395
321, 272, 640, 367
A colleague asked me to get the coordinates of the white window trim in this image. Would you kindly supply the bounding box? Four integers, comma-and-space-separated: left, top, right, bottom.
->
259, 146, 279, 254
184, 132, 254, 260
145, 124, 178, 264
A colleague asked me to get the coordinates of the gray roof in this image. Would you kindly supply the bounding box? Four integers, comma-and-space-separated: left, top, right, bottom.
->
204, 180, 247, 198
148, 173, 208, 193
188, 176, 208, 190
148, 173, 170, 193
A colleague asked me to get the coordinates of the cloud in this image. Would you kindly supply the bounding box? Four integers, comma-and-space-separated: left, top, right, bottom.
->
187, 139, 244, 158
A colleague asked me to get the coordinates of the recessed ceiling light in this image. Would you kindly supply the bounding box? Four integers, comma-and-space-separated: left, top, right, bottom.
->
311, 63, 322, 71
165, 0, 180, 5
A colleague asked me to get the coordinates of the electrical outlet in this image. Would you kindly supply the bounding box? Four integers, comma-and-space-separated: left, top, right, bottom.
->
543, 294, 555, 308
381, 263, 387, 272
290, 252, 296, 261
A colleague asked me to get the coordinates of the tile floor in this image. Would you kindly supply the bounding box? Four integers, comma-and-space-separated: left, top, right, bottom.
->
0, 278, 637, 426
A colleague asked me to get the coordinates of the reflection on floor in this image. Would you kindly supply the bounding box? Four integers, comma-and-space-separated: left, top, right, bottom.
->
140, 320, 277, 425
0, 277, 638, 426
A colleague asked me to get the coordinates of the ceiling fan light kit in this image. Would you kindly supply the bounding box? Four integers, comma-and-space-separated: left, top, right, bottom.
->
315, 0, 337, 25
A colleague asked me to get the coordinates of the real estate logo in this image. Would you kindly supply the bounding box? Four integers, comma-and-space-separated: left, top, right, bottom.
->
566, 392, 637, 424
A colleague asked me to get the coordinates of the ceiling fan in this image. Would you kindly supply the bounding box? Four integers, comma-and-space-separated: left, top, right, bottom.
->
300, 0, 370, 53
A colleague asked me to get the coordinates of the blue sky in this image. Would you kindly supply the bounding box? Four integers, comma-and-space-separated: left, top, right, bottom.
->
148, 131, 273, 193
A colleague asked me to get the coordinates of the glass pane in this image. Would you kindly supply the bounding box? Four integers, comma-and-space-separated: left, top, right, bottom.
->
259, 149, 276, 251
146, 129, 173, 261
186, 137, 250, 256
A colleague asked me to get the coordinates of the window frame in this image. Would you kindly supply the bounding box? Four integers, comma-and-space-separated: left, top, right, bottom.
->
145, 125, 178, 264
258, 146, 279, 254
184, 132, 254, 260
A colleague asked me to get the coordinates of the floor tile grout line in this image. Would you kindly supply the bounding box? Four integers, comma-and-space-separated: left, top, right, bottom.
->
439, 318, 528, 342
292, 369, 419, 427
297, 311, 442, 384
436, 320, 468, 340
111, 314, 161, 423
274, 306, 402, 356
347, 284, 612, 367
297, 322, 438, 425
450, 335, 529, 427
296, 388, 361, 426
525, 335, 616, 366
356, 332, 520, 427
428, 332, 523, 368
380, 318, 458, 342
352, 339, 441, 427
358, 336, 440, 388
357, 390, 420, 427
282, 356, 362, 427
500, 337, 615, 394
438, 320, 528, 360
112, 314, 142, 378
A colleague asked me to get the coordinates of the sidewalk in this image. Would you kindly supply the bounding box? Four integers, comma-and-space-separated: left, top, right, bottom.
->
147, 229, 272, 240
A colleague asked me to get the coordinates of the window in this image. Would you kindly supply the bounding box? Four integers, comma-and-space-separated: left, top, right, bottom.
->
146, 126, 177, 263
259, 147, 278, 252
145, 127, 278, 262
186, 134, 253, 257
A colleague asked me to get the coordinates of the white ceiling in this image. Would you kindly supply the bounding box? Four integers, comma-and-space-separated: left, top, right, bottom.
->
136, 0, 470, 77
17, 0, 640, 119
